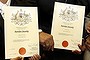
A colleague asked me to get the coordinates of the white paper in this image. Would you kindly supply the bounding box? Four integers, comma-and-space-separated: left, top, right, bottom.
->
3, 6, 39, 59
51, 2, 85, 51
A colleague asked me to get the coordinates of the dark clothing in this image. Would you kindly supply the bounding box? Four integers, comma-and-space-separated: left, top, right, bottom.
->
0, 13, 5, 60
11, 0, 38, 6
38, 0, 55, 34
76, 0, 90, 16
56, 0, 77, 4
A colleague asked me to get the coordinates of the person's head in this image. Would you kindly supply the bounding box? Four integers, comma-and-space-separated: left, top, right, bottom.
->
1, 0, 8, 4
85, 18, 90, 33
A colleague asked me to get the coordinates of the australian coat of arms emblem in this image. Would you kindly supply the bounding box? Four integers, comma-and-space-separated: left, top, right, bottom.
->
59, 6, 78, 22
11, 9, 32, 26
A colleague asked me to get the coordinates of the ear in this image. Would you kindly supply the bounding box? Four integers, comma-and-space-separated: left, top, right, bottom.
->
0, 0, 8, 4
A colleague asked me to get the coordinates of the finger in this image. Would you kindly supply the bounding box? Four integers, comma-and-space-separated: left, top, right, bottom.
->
10, 56, 22, 60
33, 54, 39, 60
32, 56, 35, 60
72, 50, 81, 54
29, 58, 33, 60
29, 56, 34, 60
21, 57, 24, 60
33, 54, 41, 60
78, 44, 86, 51
78, 44, 83, 50
28, 58, 32, 60
35, 54, 41, 59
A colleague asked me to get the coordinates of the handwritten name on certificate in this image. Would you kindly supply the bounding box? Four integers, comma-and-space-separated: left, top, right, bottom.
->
3, 6, 39, 59
51, 2, 85, 51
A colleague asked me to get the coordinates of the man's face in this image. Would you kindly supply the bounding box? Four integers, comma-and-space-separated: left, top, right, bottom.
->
0, 0, 8, 4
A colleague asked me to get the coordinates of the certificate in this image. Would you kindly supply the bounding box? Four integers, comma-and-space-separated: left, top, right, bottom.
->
3, 6, 39, 59
51, 2, 85, 51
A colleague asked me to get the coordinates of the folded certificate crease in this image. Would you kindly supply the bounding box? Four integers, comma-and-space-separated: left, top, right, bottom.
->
3, 6, 39, 59
51, 2, 85, 51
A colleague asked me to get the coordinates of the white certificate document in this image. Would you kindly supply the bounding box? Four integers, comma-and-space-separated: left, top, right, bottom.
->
3, 6, 39, 59
51, 2, 85, 51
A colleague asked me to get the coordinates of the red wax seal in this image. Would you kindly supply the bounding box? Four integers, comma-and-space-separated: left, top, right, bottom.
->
62, 40, 68, 47
19, 47, 26, 55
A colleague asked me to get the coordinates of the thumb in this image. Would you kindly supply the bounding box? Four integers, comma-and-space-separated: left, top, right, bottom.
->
78, 44, 86, 51
10, 56, 24, 60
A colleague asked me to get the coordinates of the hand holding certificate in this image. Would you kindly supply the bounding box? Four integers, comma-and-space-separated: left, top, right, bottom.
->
51, 2, 85, 51
3, 6, 39, 59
